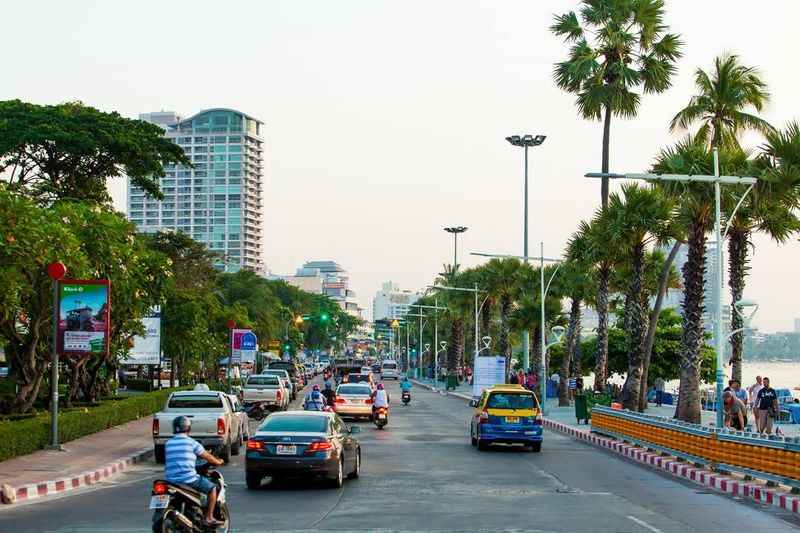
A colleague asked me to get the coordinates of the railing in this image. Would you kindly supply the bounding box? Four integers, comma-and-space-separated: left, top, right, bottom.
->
591, 406, 800, 489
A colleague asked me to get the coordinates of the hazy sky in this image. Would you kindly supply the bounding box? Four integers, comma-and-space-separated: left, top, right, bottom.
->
4, 1, 798, 332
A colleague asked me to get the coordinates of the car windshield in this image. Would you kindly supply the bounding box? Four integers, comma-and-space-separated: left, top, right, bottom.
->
269, 363, 296, 375
260, 415, 328, 433
263, 370, 287, 378
245, 376, 280, 387
348, 374, 370, 383
337, 385, 372, 396
487, 393, 535, 410
168, 394, 223, 409
382, 363, 397, 370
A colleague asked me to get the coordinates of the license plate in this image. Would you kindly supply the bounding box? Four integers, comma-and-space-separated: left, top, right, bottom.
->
505, 416, 519, 423
149, 495, 170, 509
276, 444, 297, 455
378, 413, 386, 419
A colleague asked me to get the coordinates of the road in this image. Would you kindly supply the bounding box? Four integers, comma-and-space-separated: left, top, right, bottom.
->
1, 378, 798, 532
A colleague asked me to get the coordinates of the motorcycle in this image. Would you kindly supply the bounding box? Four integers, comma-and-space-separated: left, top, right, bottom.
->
244, 402, 267, 421
401, 390, 411, 406
373, 406, 389, 429
150, 459, 230, 532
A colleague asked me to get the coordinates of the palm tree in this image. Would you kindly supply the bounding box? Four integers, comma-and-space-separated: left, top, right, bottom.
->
652, 139, 748, 422
599, 184, 674, 410
436, 265, 472, 374
551, 0, 682, 209
554, 261, 592, 406
669, 54, 773, 149
482, 258, 523, 360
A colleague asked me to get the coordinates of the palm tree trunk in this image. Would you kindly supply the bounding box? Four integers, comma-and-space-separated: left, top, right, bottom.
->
675, 220, 708, 423
531, 325, 542, 377
639, 241, 682, 411
727, 227, 748, 384
601, 105, 611, 209
447, 319, 464, 373
559, 298, 581, 406
498, 297, 511, 358
593, 265, 610, 391
621, 243, 647, 411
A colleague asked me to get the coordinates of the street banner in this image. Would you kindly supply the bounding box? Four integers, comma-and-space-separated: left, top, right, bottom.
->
472, 356, 506, 398
231, 329, 257, 364
128, 307, 161, 365
57, 280, 110, 357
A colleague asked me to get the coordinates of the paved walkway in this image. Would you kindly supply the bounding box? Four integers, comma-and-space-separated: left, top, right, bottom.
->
0, 417, 152, 503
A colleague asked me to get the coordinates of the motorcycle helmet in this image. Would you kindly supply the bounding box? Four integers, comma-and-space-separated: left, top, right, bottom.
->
377, 383, 384, 390
173, 415, 191, 434
313, 384, 320, 391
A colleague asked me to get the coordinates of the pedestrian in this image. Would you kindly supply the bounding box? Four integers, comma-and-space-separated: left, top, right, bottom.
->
755, 377, 779, 434
517, 369, 524, 386
575, 375, 584, 393
749, 375, 763, 419
654, 377, 665, 407
723, 391, 746, 431
117, 367, 127, 390
525, 372, 536, 391
509, 370, 519, 385
731, 379, 748, 409
568, 375, 577, 401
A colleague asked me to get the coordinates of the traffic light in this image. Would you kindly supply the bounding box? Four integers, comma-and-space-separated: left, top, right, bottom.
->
284, 343, 291, 351
320, 313, 329, 322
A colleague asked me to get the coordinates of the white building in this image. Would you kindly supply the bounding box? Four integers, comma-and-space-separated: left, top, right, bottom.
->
372, 282, 423, 321
288, 261, 361, 318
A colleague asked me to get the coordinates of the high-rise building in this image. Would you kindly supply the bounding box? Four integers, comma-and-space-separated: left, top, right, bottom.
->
373, 282, 423, 321
289, 261, 361, 317
130, 109, 265, 273
794, 318, 800, 333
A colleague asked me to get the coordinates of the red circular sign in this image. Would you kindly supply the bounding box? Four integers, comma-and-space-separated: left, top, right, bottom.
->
47, 261, 66, 280
225, 320, 236, 329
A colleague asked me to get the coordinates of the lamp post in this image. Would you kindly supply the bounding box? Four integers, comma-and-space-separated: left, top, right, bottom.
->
505, 134, 546, 372
409, 302, 447, 381
404, 312, 427, 379
586, 152, 757, 426
47, 261, 66, 450
428, 284, 484, 374
472, 245, 562, 414
444, 226, 468, 272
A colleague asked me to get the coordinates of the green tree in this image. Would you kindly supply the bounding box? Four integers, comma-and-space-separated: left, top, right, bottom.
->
553, 261, 592, 406
0, 100, 189, 203
551, 0, 682, 209
669, 54, 773, 149
482, 258, 523, 361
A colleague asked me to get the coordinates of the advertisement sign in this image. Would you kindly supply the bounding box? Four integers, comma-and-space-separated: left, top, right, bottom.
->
231, 329, 257, 364
128, 307, 161, 365
57, 280, 110, 357
472, 356, 506, 398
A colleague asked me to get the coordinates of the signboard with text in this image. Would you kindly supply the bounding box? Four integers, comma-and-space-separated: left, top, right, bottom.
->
57, 280, 111, 357
472, 356, 506, 398
128, 307, 161, 365
231, 329, 257, 364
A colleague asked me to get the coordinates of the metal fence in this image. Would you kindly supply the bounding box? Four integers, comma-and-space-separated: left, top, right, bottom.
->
591, 406, 800, 489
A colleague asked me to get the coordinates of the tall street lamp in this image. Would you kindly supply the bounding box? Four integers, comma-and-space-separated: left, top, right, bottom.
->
506, 133, 546, 372
444, 226, 468, 272
428, 284, 486, 381
473, 244, 562, 414
410, 302, 447, 385
586, 149, 757, 426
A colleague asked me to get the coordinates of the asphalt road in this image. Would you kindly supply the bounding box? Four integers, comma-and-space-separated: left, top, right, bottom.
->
1, 377, 798, 532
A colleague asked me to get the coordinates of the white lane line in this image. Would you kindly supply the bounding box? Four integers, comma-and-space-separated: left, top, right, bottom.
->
627, 515, 665, 533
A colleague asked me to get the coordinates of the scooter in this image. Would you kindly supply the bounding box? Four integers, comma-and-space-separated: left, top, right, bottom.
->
150, 459, 230, 532
401, 390, 411, 406
373, 406, 389, 429
244, 402, 267, 421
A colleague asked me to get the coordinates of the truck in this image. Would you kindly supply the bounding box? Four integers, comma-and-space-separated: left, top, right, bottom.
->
241, 374, 288, 410
152, 386, 245, 464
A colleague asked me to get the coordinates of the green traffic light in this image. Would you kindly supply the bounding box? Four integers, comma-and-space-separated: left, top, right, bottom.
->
320, 313, 329, 321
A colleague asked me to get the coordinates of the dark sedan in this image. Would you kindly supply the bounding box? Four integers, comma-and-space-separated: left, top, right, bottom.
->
245, 411, 361, 489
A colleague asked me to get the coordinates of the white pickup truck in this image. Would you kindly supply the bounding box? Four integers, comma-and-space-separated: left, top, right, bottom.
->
152, 386, 245, 464
241, 374, 288, 410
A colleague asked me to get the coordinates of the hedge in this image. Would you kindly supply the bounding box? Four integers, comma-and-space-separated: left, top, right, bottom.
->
0, 387, 185, 462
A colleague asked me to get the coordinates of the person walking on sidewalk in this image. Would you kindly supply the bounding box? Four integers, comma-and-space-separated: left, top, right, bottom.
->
654, 377, 665, 407
749, 375, 763, 420
723, 391, 746, 431
755, 377, 778, 434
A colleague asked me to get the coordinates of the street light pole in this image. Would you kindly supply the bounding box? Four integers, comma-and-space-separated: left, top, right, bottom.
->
444, 227, 468, 272
506, 134, 546, 372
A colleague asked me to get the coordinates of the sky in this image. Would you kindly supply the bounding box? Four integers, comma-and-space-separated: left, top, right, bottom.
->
3, 0, 799, 332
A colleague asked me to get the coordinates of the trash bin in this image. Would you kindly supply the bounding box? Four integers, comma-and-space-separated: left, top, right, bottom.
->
575, 394, 589, 424
446, 375, 458, 390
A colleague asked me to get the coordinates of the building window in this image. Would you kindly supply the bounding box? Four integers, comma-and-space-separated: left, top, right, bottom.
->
194, 136, 206, 143
162, 218, 175, 225
194, 145, 207, 153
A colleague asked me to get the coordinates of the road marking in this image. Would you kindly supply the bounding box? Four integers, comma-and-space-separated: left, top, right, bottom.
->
627, 515, 665, 533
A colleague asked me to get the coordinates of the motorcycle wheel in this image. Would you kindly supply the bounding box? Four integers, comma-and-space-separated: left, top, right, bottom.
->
159, 508, 180, 533
215, 502, 231, 532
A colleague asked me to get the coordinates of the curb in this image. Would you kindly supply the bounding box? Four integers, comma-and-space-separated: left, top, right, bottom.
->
412, 379, 800, 516
1, 447, 153, 505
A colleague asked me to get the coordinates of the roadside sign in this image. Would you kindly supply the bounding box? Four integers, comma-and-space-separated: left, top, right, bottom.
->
472, 356, 506, 398
57, 280, 110, 357
232, 329, 258, 364
128, 306, 161, 365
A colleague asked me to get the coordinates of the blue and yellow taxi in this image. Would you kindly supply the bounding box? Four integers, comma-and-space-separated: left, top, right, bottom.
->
469, 384, 543, 452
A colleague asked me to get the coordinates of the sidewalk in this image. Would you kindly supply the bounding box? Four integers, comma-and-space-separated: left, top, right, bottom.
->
0, 416, 153, 504
411, 378, 800, 516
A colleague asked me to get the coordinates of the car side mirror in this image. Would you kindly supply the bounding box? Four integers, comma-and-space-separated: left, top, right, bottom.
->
348, 425, 361, 434
468, 399, 478, 408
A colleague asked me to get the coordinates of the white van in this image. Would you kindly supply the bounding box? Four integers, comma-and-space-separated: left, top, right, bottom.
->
380, 360, 400, 380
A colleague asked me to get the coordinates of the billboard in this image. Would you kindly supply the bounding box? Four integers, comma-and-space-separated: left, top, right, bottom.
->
128, 307, 161, 365
472, 356, 507, 398
57, 280, 110, 357
231, 329, 257, 364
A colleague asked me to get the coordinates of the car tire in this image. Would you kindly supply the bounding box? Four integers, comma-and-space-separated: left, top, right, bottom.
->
246, 471, 262, 490
219, 441, 232, 463
477, 432, 489, 451
154, 444, 166, 464
530, 441, 542, 453
347, 448, 361, 479
470, 424, 477, 447
232, 433, 242, 455
330, 457, 344, 489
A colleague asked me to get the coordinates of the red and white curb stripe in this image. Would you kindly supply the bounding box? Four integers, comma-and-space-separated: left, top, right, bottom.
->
410, 379, 800, 515
1, 448, 152, 504
543, 418, 800, 515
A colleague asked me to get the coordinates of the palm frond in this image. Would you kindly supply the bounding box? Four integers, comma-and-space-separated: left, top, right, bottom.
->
550, 11, 584, 42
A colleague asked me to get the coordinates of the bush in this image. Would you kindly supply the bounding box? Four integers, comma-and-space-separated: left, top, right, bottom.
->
0, 387, 185, 462
125, 378, 155, 392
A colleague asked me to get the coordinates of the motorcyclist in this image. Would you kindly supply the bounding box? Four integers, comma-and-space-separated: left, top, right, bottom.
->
372, 382, 390, 416
164, 416, 224, 528
322, 379, 335, 406
303, 384, 327, 411
400, 377, 413, 393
